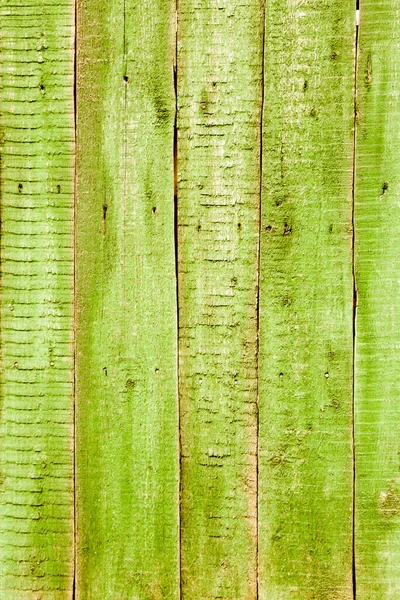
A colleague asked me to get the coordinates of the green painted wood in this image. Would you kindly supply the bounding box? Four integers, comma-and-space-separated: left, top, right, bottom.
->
259, 2, 356, 597
75, 0, 179, 598
177, 2, 263, 598
0, 1, 75, 598
354, 1, 400, 595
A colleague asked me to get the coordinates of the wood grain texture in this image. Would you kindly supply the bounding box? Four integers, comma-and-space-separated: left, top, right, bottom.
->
75, 0, 179, 598
177, 1, 263, 597
354, 1, 400, 595
259, 2, 356, 597
0, 1, 75, 598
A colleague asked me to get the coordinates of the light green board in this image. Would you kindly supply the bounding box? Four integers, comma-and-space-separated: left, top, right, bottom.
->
0, 0, 75, 598
177, 0, 263, 597
355, 0, 400, 595
259, 1, 356, 597
75, 0, 179, 597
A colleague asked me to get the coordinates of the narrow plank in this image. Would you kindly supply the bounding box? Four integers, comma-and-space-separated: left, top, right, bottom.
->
0, 0, 75, 598
259, 2, 356, 597
75, 0, 179, 597
354, 1, 400, 595
177, 1, 263, 597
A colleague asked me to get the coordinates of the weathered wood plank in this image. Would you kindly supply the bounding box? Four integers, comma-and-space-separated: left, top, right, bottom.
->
177, 1, 263, 597
259, 2, 356, 597
75, 0, 179, 597
0, 0, 75, 597
354, 1, 400, 595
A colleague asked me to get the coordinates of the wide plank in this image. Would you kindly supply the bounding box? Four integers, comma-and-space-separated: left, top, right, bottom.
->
75, 0, 179, 597
0, 0, 75, 597
259, 2, 356, 597
177, 0, 264, 597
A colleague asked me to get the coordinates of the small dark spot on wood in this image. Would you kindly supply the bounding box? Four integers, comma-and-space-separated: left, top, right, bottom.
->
152, 206, 157, 214
283, 297, 292, 306
275, 197, 283, 207
102, 204, 108, 220
331, 397, 340, 410
156, 105, 170, 122
381, 181, 389, 195
197, 223, 202, 231
125, 379, 136, 389
18, 183, 23, 193
303, 80, 308, 90
212, 82, 217, 88
330, 51, 338, 60
365, 53, 372, 86
310, 108, 318, 118
123, 75, 129, 83
231, 277, 238, 286
155, 368, 160, 374
57, 184, 61, 194
265, 225, 272, 232
237, 222, 241, 229
283, 222, 292, 236
325, 372, 329, 379
103, 367, 107, 376
329, 224, 333, 233
40, 84, 45, 91
279, 372, 284, 378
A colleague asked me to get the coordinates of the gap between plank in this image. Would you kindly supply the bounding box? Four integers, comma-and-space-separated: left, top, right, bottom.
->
352, 1, 360, 597
73, 0, 77, 595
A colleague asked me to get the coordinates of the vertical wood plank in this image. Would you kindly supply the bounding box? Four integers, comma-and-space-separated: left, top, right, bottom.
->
355, 1, 400, 595
259, 2, 356, 597
0, 0, 75, 598
177, 1, 263, 597
76, 0, 179, 598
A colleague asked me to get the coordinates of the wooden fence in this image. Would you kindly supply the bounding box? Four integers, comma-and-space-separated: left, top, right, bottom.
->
0, 0, 399, 597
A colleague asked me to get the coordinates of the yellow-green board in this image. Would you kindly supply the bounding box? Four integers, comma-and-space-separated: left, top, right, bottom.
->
0, 1, 399, 598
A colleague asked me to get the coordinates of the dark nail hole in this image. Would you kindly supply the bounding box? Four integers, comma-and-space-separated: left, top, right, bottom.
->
152, 206, 157, 214
197, 224, 202, 231
279, 372, 284, 378
381, 181, 389, 195
18, 184, 23, 193
123, 75, 129, 83
103, 367, 107, 376
237, 222, 241, 229
303, 80, 308, 90
40, 84, 45, 91
265, 225, 272, 232
57, 184, 61, 194
329, 224, 333, 233
283, 222, 292, 236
